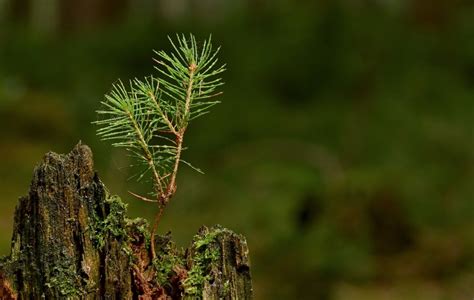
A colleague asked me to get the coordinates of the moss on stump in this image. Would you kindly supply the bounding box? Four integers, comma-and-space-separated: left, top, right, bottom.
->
0, 143, 252, 299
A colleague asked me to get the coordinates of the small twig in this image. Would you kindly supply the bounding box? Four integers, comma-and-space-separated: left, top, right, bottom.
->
129, 191, 158, 203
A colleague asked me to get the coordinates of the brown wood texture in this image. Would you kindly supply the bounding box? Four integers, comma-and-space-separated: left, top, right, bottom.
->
0, 143, 252, 299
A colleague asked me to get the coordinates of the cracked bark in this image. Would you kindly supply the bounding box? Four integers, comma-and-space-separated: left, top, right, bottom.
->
0, 143, 252, 299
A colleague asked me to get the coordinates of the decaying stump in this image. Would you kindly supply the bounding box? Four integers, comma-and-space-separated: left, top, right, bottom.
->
0, 143, 252, 299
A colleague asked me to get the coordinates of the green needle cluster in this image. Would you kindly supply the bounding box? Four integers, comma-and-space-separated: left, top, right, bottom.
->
94, 34, 225, 258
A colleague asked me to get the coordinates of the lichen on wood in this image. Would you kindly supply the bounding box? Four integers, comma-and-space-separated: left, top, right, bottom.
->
0, 143, 252, 299
184, 226, 252, 300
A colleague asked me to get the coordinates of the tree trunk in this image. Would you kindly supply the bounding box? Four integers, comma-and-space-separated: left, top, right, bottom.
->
0, 143, 252, 299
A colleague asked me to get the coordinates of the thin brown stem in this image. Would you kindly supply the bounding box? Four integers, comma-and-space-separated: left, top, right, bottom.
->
165, 63, 195, 200
150, 203, 165, 260
149, 62, 196, 260
166, 135, 183, 200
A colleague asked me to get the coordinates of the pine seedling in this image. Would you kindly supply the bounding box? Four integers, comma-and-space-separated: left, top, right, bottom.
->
94, 34, 225, 259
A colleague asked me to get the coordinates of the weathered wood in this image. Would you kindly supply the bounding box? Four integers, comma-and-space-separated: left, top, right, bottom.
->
0, 143, 252, 299
186, 226, 252, 300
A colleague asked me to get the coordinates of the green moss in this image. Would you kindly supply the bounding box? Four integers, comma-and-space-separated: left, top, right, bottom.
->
182, 228, 223, 297
0, 256, 13, 278
88, 194, 153, 267
153, 252, 184, 286
125, 217, 150, 248
88, 195, 129, 249
223, 280, 230, 295
123, 217, 150, 265
10, 235, 21, 261
44, 255, 84, 298
152, 234, 185, 286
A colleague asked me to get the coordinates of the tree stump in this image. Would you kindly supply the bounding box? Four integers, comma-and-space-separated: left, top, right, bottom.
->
0, 143, 252, 299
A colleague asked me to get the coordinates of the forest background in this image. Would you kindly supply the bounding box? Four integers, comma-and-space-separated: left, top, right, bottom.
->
0, 1, 473, 299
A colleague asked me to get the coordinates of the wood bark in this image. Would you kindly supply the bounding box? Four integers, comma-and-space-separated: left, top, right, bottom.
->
0, 143, 252, 299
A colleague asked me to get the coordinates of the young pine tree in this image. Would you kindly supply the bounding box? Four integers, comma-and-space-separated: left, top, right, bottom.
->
94, 34, 225, 259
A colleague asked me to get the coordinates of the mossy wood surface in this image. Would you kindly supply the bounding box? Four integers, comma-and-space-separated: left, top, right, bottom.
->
0, 144, 252, 299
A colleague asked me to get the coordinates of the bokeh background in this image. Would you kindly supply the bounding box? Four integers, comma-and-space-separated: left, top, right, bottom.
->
0, 0, 473, 299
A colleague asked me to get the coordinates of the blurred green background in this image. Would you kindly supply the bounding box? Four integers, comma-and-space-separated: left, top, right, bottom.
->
0, 0, 473, 299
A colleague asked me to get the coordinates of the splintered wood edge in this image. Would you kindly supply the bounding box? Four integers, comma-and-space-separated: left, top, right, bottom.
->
0, 273, 17, 300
